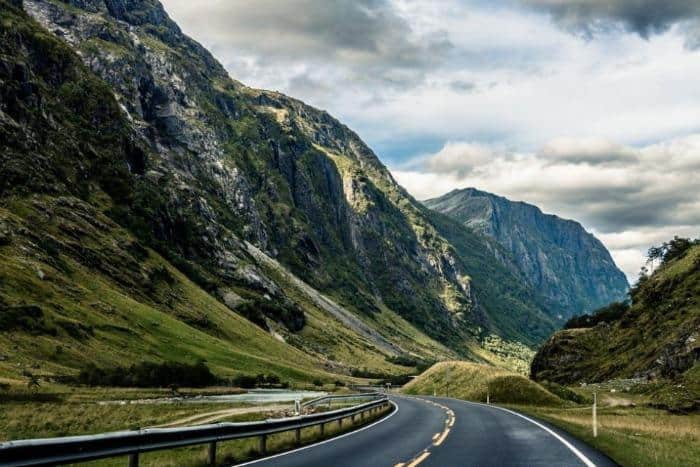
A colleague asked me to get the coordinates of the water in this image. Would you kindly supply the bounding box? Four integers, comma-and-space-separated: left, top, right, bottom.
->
99, 389, 327, 405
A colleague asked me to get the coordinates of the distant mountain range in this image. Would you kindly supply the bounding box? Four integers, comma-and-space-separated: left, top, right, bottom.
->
425, 188, 628, 319
0, 0, 627, 383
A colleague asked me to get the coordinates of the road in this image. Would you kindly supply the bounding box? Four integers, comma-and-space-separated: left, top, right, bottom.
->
237, 395, 617, 467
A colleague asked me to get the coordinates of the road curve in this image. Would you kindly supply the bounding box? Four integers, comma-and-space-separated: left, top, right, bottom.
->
235, 395, 618, 467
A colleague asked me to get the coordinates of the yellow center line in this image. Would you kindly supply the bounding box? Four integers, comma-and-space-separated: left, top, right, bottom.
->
407, 451, 431, 467
433, 428, 451, 446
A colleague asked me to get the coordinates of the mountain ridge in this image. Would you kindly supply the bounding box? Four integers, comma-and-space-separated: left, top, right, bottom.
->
425, 187, 628, 319
0, 0, 623, 383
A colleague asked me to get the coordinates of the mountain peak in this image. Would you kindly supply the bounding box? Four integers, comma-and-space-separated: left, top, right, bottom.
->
426, 188, 628, 318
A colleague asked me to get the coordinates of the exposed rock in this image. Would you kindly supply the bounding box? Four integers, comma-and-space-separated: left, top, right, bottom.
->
426, 188, 629, 319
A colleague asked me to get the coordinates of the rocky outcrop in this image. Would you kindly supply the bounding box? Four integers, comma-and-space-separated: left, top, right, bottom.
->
426, 188, 629, 319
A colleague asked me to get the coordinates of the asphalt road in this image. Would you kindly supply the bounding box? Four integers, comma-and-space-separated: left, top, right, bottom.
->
236, 395, 618, 467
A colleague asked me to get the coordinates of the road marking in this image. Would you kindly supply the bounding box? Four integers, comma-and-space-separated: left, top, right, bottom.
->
433, 428, 450, 446
432, 433, 440, 441
233, 401, 399, 466
394, 464, 405, 467
466, 402, 597, 467
407, 451, 430, 467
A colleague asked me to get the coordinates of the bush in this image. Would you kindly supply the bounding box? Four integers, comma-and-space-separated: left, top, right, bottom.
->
540, 381, 591, 404
231, 374, 257, 389
75, 361, 219, 388
231, 373, 285, 389
564, 301, 629, 329
487, 375, 562, 406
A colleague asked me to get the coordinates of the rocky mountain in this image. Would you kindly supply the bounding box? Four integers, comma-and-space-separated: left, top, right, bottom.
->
0, 0, 590, 383
531, 238, 700, 411
425, 188, 629, 319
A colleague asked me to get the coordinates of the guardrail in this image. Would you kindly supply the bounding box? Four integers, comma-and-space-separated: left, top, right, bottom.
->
0, 397, 391, 466
301, 391, 384, 409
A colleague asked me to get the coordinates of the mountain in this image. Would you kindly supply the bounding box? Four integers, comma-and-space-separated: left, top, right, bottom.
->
425, 188, 629, 319
0, 0, 566, 383
530, 238, 700, 411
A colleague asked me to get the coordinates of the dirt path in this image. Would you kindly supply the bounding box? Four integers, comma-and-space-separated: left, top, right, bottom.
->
151, 404, 291, 428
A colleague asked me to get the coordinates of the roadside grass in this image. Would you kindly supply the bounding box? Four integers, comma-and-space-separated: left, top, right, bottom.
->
0, 399, 254, 440
60, 404, 393, 467
510, 404, 700, 467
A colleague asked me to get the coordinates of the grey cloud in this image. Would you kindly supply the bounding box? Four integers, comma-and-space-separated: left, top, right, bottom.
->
407, 134, 700, 235
515, 0, 700, 47
449, 80, 476, 92
538, 138, 638, 166
162, 0, 452, 89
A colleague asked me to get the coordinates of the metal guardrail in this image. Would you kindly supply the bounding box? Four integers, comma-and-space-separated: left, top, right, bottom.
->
301, 391, 384, 408
0, 397, 391, 466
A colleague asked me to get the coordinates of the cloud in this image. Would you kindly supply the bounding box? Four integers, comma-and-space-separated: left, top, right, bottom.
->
392, 134, 700, 280
424, 142, 508, 176
538, 137, 637, 166
515, 0, 700, 48
161, 0, 452, 91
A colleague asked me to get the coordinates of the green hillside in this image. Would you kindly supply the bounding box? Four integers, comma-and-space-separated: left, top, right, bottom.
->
403, 361, 563, 406
531, 238, 700, 411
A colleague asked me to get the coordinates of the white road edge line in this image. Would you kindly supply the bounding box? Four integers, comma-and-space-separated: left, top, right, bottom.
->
465, 401, 597, 467
233, 401, 399, 466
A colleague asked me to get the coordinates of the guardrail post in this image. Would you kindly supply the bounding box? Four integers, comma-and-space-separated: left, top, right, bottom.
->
128, 453, 139, 467
320, 422, 325, 437
259, 434, 267, 455
295, 427, 301, 445
208, 441, 217, 465
338, 417, 343, 429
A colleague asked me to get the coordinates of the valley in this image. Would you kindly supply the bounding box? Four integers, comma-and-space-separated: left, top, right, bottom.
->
0, 0, 697, 466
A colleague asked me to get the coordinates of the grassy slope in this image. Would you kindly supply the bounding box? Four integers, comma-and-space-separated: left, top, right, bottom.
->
531, 244, 700, 410
0, 197, 330, 383
403, 361, 562, 406
0, 0, 454, 388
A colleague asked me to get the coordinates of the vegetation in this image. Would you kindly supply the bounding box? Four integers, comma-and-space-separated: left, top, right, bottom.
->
564, 301, 629, 329
73, 361, 219, 388
512, 403, 700, 467
403, 361, 563, 406
230, 373, 289, 389
531, 239, 700, 412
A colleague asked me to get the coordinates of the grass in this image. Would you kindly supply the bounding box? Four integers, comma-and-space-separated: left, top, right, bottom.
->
0, 198, 335, 384
39, 403, 393, 467
403, 361, 562, 406
511, 404, 700, 467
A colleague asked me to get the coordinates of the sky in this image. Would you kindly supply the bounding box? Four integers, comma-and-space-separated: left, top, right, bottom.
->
161, 0, 700, 283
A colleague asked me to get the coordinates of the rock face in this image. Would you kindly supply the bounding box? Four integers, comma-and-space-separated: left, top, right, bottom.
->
425, 188, 629, 319
0, 0, 562, 360
530, 243, 700, 410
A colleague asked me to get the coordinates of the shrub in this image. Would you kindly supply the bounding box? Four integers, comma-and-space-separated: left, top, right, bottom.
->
564, 301, 629, 329
75, 361, 219, 388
